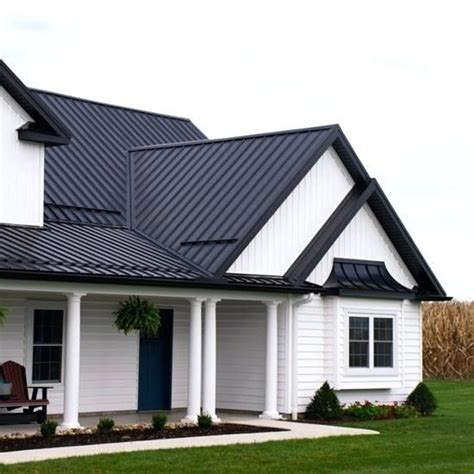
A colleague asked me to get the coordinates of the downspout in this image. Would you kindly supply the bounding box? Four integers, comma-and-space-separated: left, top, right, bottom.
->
290, 292, 316, 420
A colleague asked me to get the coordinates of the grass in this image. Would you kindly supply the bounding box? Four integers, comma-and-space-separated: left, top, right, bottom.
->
1, 380, 473, 473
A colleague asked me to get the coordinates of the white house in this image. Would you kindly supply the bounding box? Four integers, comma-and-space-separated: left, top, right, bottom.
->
0, 60, 448, 428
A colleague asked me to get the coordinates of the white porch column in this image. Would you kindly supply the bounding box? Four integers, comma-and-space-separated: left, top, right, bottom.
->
182, 298, 204, 423
202, 298, 220, 422
260, 300, 282, 419
62, 292, 86, 429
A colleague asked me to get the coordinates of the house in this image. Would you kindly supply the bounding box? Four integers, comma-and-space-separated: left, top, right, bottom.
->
0, 60, 449, 428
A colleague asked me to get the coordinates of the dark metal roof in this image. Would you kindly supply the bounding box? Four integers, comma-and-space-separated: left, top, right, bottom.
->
33, 89, 206, 227
131, 126, 344, 274
0, 222, 204, 280
0, 60, 71, 146
322, 258, 415, 299
224, 273, 320, 289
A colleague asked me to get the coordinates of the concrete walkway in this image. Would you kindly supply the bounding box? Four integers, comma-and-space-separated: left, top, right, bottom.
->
0, 416, 377, 465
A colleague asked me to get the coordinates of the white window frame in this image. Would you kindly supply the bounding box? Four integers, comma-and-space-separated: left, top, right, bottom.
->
344, 309, 397, 376
25, 301, 66, 387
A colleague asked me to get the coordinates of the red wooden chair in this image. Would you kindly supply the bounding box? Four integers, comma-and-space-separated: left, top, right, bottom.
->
0, 361, 51, 425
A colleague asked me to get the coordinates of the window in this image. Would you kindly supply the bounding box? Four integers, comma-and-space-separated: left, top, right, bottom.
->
32, 309, 64, 383
349, 315, 394, 369
349, 317, 369, 367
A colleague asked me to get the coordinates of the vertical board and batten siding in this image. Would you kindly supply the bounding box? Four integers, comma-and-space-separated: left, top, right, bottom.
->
228, 147, 354, 275
295, 296, 422, 411
308, 203, 416, 288
0, 86, 44, 227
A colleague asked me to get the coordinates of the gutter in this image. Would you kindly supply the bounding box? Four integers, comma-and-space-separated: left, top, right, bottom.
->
288, 292, 316, 421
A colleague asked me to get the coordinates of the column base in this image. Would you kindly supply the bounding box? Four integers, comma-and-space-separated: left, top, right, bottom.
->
259, 411, 282, 420
181, 415, 198, 425
60, 421, 81, 430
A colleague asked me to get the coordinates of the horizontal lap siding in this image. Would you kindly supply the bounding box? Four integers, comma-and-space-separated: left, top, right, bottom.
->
215, 301, 286, 412
0, 298, 26, 365
296, 296, 326, 412
296, 297, 422, 410
77, 300, 139, 414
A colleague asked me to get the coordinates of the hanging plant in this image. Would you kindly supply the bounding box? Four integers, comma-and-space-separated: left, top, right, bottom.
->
0, 307, 6, 326
114, 296, 161, 336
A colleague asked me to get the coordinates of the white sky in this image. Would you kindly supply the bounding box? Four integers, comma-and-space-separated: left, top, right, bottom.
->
0, 1, 472, 299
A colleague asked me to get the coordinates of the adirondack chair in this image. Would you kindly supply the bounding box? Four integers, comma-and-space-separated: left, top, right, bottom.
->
0, 361, 51, 425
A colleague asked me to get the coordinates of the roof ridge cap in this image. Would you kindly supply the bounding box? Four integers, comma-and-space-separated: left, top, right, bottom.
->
30, 88, 195, 123
128, 124, 339, 153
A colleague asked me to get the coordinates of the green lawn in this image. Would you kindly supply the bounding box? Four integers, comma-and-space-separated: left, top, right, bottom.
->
1, 380, 473, 473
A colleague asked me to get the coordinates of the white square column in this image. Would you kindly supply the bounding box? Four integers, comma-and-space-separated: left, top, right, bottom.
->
260, 300, 282, 420
182, 298, 204, 423
62, 292, 86, 429
202, 298, 221, 422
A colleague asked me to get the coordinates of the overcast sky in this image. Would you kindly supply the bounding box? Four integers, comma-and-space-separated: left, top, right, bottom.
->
1, 1, 472, 299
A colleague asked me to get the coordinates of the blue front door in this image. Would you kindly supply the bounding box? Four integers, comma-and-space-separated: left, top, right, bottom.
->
138, 309, 173, 411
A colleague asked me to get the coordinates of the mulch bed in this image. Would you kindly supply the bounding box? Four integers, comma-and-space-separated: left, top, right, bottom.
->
0, 423, 285, 453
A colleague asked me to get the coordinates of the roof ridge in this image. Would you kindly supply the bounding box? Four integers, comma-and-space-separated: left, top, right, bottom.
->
129, 124, 339, 153
31, 88, 194, 123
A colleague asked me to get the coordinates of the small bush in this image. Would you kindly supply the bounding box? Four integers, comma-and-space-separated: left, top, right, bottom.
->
97, 417, 115, 434
394, 403, 418, 419
407, 382, 437, 416
343, 401, 418, 421
40, 420, 58, 438
344, 401, 378, 420
152, 413, 167, 431
305, 381, 342, 420
197, 413, 213, 429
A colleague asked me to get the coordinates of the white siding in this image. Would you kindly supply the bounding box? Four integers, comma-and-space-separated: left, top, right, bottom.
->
0, 298, 26, 365
295, 296, 422, 411
308, 204, 416, 288
0, 86, 44, 227
295, 295, 326, 412
172, 300, 288, 413
228, 147, 354, 275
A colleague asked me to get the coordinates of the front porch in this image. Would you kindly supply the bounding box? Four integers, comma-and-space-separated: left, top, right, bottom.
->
0, 279, 299, 429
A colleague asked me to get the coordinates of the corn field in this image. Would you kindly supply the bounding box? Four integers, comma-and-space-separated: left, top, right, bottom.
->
423, 301, 474, 379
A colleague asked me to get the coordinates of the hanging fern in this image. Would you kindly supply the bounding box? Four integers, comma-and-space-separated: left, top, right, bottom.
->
0, 307, 6, 326
114, 296, 161, 336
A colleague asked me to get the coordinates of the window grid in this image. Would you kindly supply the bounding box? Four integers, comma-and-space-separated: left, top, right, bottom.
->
32, 309, 64, 383
348, 315, 394, 369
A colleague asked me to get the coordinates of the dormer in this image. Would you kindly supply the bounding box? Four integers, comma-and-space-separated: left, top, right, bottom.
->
0, 60, 71, 226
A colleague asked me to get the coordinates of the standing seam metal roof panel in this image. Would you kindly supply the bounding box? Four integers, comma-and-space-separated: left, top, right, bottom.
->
33, 90, 206, 226
131, 126, 336, 273
0, 222, 203, 279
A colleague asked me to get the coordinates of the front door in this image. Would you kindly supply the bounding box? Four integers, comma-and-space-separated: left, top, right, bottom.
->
138, 309, 173, 411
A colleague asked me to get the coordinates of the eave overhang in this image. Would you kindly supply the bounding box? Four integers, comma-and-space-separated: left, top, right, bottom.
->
0, 60, 71, 147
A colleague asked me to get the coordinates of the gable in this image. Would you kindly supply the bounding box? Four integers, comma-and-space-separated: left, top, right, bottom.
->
228, 146, 354, 275
307, 203, 417, 288
0, 86, 44, 226
130, 126, 338, 273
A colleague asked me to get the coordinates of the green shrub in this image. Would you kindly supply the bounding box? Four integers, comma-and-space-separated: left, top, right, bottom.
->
305, 381, 342, 420
97, 417, 115, 434
40, 420, 58, 438
344, 401, 378, 420
394, 403, 418, 419
407, 382, 437, 416
152, 413, 167, 431
197, 413, 213, 429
